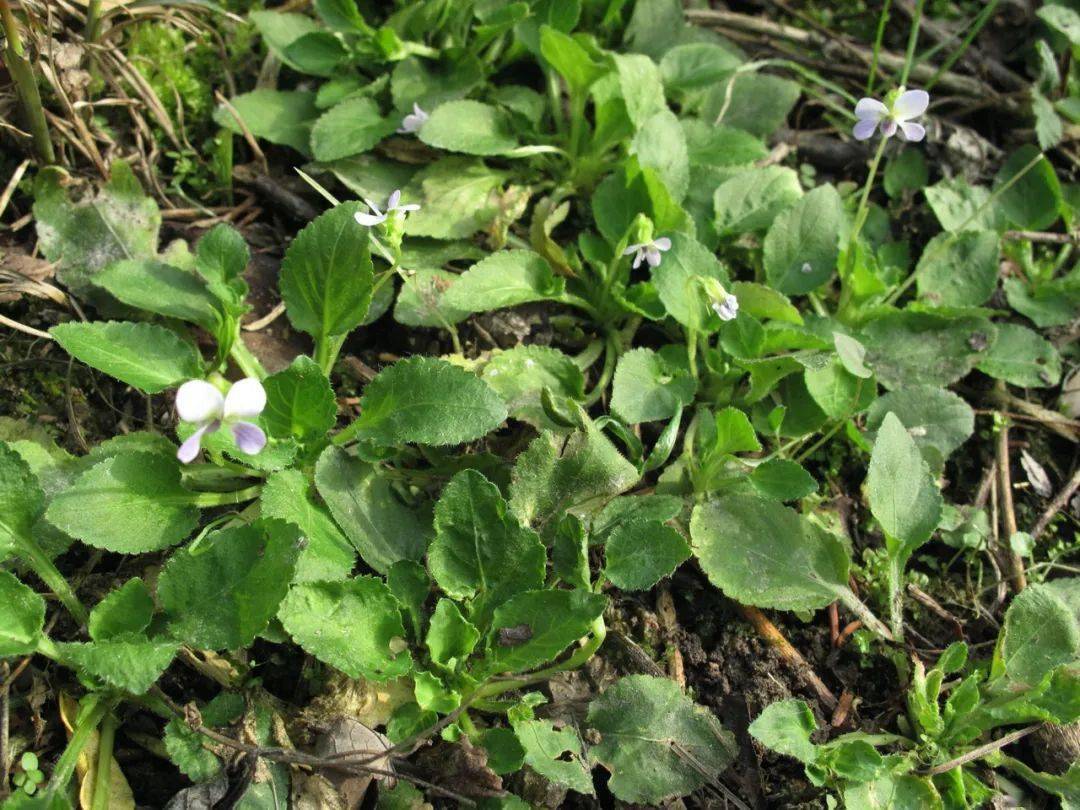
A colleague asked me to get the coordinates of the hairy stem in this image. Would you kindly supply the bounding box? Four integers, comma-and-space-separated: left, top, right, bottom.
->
0, 0, 54, 164
18, 538, 88, 626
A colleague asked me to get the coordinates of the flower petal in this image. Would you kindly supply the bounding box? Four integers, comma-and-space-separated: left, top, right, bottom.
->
362, 197, 383, 217
175, 380, 224, 424
397, 203, 421, 212
898, 121, 926, 142
854, 98, 888, 120
223, 377, 267, 420
880, 119, 898, 138
622, 243, 643, 256
893, 89, 929, 120
652, 237, 672, 251
645, 248, 662, 267
852, 118, 878, 140
231, 421, 267, 455
387, 189, 401, 210
413, 102, 425, 117
354, 212, 386, 227
177, 422, 214, 464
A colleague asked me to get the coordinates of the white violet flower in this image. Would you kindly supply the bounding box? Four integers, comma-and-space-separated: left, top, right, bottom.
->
623, 236, 672, 269
853, 88, 929, 142
397, 103, 428, 134
176, 377, 267, 464
711, 293, 739, 322
354, 189, 420, 227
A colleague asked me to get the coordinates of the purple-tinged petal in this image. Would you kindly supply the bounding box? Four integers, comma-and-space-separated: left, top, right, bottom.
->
893, 89, 929, 120
387, 190, 401, 210
854, 98, 888, 120
622, 243, 643, 256
645, 248, 662, 267
898, 121, 926, 142
653, 236, 672, 251
880, 119, 898, 138
231, 421, 267, 455
177, 422, 213, 464
852, 118, 878, 140
632, 251, 644, 269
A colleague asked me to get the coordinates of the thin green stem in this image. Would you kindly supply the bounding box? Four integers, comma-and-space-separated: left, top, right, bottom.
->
17, 538, 88, 626
228, 336, 266, 379
887, 551, 906, 641
84, 0, 103, 41
0, 0, 54, 164
926, 0, 1000, 92
844, 136, 889, 277
582, 334, 619, 407
886, 149, 1047, 305
686, 328, 699, 381
191, 484, 262, 508
794, 421, 844, 463
314, 333, 346, 376
90, 710, 118, 810
331, 418, 364, 447
45, 695, 109, 800
867, 0, 893, 95
838, 591, 894, 641
898, 0, 926, 88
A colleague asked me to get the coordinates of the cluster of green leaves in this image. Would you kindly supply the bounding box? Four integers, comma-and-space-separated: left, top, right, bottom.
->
750, 581, 1080, 809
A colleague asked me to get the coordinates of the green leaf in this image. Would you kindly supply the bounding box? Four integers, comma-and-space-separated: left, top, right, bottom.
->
261, 469, 355, 583
682, 121, 767, 169
866, 413, 943, 551
441, 250, 564, 314
706, 72, 800, 137
632, 109, 689, 202
660, 43, 742, 95
280, 202, 374, 342
404, 158, 508, 240
46, 451, 199, 553
481, 345, 585, 431
884, 149, 928, 198
860, 310, 995, 390
350, 357, 507, 446
603, 519, 690, 591
690, 495, 850, 612
164, 719, 220, 783
428, 469, 545, 627
843, 774, 942, 810
749, 459, 817, 501
611, 347, 696, 424
279, 577, 412, 681
509, 424, 639, 529
214, 89, 318, 155
591, 494, 683, 546
866, 387, 974, 464
33, 162, 160, 299
1000, 584, 1080, 688
714, 167, 802, 238
1033, 91, 1064, 150
262, 356, 337, 443
539, 25, 605, 93
994, 145, 1063, 231
56, 635, 178, 694
611, 53, 667, 128
924, 179, 1003, 232
314, 446, 427, 574
413, 669, 460, 713
713, 406, 761, 456
553, 514, 590, 590
0, 571, 45, 657
50, 322, 203, 394
805, 360, 873, 420
588, 675, 736, 804
311, 97, 398, 161
916, 230, 1000, 307
0, 442, 45, 558
94, 260, 221, 331
393, 268, 469, 327
834, 332, 873, 378
748, 699, 818, 764
1039, 3, 1080, 44
88, 579, 153, 641
976, 322, 1062, 388
513, 719, 594, 795
764, 184, 842, 295
159, 521, 300, 650
482, 589, 606, 675
651, 233, 730, 330
419, 100, 518, 155
426, 598, 480, 668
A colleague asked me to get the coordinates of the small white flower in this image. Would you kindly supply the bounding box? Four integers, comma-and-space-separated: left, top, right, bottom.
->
622, 236, 672, 269
801, 261, 813, 274
711, 293, 739, 322
176, 377, 267, 463
853, 88, 929, 142
397, 103, 428, 134
354, 189, 421, 227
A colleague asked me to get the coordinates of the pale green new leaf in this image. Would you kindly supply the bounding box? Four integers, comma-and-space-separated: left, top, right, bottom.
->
748, 699, 818, 764
588, 675, 736, 804
481, 345, 585, 430
51, 322, 203, 394
279, 577, 412, 681
419, 100, 518, 155
88, 578, 154, 641
311, 97, 397, 161
632, 110, 689, 202
159, 521, 300, 650
426, 598, 480, 668
214, 89, 318, 155
690, 495, 850, 612
603, 519, 690, 591
866, 413, 942, 552
46, 451, 199, 553
404, 158, 508, 239
314, 446, 427, 573
0, 570, 45, 657
280, 202, 374, 342
350, 357, 507, 446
